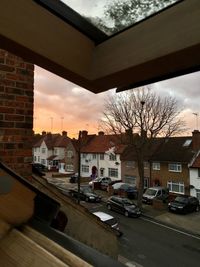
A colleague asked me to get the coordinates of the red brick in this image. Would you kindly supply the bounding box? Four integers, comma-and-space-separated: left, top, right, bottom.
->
0, 107, 15, 113
0, 79, 16, 87
5, 114, 25, 122
5, 87, 24, 95
0, 64, 15, 72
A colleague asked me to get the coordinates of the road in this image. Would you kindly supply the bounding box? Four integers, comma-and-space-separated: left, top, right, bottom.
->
89, 203, 200, 267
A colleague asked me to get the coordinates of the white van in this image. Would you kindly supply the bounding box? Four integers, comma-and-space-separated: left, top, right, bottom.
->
93, 211, 122, 236
142, 186, 169, 204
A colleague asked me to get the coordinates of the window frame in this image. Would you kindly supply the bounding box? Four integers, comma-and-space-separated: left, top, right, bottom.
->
167, 181, 184, 194
152, 162, 160, 171
108, 168, 118, 178
168, 163, 182, 172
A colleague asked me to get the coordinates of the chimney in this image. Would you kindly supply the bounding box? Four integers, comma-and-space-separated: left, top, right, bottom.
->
42, 131, 46, 136
192, 130, 200, 151
98, 131, 104, 136
81, 130, 88, 138
62, 131, 67, 136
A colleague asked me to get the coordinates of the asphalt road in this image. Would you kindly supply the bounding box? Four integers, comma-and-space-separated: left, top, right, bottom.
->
90, 204, 200, 267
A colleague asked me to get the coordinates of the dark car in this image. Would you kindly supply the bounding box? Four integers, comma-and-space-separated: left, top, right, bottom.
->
107, 196, 141, 217
168, 195, 200, 214
70, 174, 78, 183
89, 177, 112, 190
69, 185, 102, 202
32, 163, 46, 176
112, 182, 138, 199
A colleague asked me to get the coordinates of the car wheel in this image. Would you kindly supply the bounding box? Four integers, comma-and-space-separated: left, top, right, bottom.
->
124, 211, 129, 217
107, 204, 111, 210
195, 205, 199, 212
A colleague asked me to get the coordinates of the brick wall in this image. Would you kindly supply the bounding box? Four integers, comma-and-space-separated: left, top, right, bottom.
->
0, 49, 34, 179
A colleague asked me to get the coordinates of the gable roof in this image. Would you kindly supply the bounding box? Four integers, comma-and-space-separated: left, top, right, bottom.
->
151, 136, 195, 163
81, 134, 126, 154
190, 152, 200, 168
33, 133, 71, 149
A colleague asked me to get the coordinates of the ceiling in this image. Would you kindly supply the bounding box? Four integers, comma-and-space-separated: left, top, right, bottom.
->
0, 0, 199, 93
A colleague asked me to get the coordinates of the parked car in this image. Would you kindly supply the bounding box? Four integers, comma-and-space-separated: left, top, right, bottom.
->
89, 177, 112, 190
69, 185, 102, 202
142, 186, 169, 204
70, 173, 78, 183
112, 182, 138, 199
168, 195, 200, 214
107, 196, 141, 217
93, 211, 122, 236
32, 163, 46, 176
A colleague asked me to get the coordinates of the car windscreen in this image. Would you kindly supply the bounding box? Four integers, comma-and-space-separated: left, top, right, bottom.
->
122, 199, 135, 206
104, 218, 118, 227
82, 187, 93, 193
175, 196, 188, 204
145, 188, 157, 196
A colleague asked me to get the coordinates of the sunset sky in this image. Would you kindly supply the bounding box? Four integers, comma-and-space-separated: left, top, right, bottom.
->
33, 66, 200, 139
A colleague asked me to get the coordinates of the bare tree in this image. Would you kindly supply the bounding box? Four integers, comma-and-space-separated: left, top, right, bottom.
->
100, 87, 186, 208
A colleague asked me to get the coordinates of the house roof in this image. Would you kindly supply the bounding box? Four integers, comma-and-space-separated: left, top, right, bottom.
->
81, 134, 126, 154
121, 136, 196, 163
33, 133, 71, 149
0, 0, 199, 93
190, 153, 200, 168
151, 136, 195, 163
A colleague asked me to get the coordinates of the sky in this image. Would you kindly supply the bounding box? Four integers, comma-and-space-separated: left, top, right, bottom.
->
34, 66, 200, 138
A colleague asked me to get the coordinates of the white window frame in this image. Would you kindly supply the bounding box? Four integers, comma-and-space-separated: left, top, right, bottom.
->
93, 154, 96, 159
66, 164, 74, 171
168, 163, 182, 172
152, 162, 160, 170
81, 165, 89, 173
108, 168, 118, 178
196, 189, 200, 201
42, 148, 46, 153
100, 168, 104, 177
109, 154, 116, 161
82, 153, 87, 158
167, 181, 184, 194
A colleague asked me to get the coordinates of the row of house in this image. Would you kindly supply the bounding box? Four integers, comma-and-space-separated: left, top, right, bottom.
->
32, 130, 200, 201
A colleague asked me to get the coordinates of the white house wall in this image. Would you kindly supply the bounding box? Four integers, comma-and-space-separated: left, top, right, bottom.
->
189, 168, 200, 197
80, 153, 121, 180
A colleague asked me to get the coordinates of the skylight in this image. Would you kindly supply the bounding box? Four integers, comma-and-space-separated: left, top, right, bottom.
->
61, 0, 181, 35
183, 139, 192, 147
35, 0, 182, 43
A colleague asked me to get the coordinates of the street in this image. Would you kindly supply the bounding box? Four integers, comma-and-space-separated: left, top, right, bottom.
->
89, 202, 200, 267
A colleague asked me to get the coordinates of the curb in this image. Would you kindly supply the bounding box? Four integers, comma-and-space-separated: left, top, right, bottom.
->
141, 213, 200, 239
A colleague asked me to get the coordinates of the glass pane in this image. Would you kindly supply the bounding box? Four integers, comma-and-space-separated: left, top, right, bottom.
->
61, 0, 181, 36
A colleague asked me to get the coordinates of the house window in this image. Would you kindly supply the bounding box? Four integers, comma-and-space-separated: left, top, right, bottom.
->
54, 148, 58, 155
126, 161, 135, 168
196, 189, 200, 201
67, 150, 73, 158
34, 156, 37, 162
82, 154, 87, 158
93, 154, 96, 159
109, 154, 116, 161
152, 162, 160, 170
124, 175, 136, 186
108, 168, 118, 178
144, 161, 149, 169
42, 148, 46, 153
66, 164, 74, 171
100, 168, 104, 177
34, 148, 37, 152
100, 154, 104, 160
144, 177, 149, 189
167, 181, 184, 194
81, 165, 89, 173
41, 159, 46, 165
168, 163, 182, 172
38, 156, 40, 162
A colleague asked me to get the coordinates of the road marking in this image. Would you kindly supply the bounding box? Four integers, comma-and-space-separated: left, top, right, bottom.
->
141, 217, 200, 240
118, 255, 143, 267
